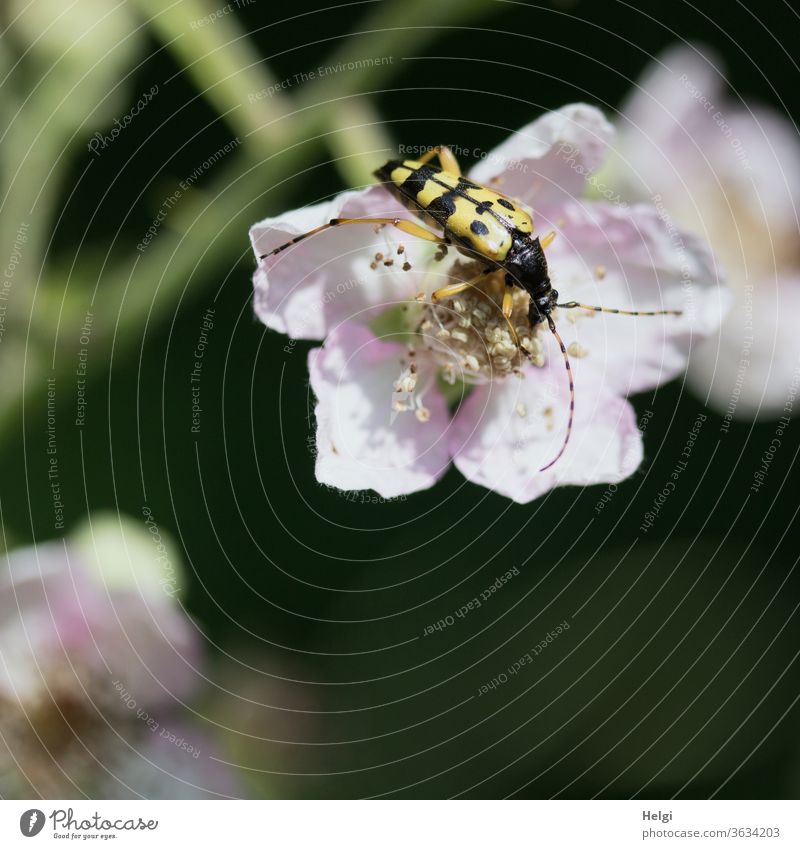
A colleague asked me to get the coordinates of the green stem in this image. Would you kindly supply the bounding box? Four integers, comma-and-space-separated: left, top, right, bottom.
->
325, 99, 396, 188
0, 0, 501, 442
295, 0, 493, 111
131, 0, 295, 149
1, 147, 311, 441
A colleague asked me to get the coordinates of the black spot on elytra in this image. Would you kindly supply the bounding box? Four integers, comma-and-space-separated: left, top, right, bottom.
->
401, 165, 435, 197
497, 198, 515, 211
475, 200, 493, 214
470, 220, 490, 236
427, 192, 457, 219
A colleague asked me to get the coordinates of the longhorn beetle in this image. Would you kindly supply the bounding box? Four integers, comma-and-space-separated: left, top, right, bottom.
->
260, 146, 682, 471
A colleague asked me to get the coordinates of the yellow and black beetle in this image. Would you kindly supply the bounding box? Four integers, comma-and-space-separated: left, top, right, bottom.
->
260, 146, 681, 471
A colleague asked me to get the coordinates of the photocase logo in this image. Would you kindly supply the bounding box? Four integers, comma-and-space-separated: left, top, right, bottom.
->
19, 809, 46, 837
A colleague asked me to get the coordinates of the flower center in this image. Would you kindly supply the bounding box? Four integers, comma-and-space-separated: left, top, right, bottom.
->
416, 262, 546, 383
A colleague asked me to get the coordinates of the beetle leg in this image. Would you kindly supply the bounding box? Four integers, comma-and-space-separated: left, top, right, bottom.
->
430, 271, 490, 303
539, 230, 557, 250
502, 281, 515, 319
259, 217, 447, 260
416, 145, 462, 177
502, 282, 521, 347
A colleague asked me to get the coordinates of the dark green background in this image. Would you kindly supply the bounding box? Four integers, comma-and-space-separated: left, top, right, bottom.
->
5, 0, 800, 798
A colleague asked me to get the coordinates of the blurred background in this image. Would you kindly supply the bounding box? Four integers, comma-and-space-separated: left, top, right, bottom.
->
1, 0, 800, 799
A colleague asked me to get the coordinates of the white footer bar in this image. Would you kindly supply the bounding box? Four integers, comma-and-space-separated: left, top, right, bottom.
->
1, 800, 795, 847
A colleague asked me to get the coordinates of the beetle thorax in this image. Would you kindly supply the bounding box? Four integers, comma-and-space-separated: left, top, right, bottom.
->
503, 233, 555, 325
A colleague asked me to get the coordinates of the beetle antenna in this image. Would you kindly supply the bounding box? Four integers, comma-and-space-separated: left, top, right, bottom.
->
539, 316, 574, 472
557, 300, 682, 317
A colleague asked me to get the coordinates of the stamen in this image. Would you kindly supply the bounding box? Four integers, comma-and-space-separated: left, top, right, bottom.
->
390, 362, 418, 420
419, 262, 546, 381
391, 358, 435, 424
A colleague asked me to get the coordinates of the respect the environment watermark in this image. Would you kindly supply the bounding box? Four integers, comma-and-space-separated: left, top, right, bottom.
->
46, 377, 65, 530
249, 56, 394, 101
137, 138, 240, 252
721, 284, 754, 433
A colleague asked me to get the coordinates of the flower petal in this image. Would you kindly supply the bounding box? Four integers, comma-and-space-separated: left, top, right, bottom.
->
621, 43, 726, 156
449, 353, 644, 504
617, 44, 800, 278
687, 275, 800, 418
543, 199, 729, 395
468, 104, 615, 213
250, 185, 432, 340
0, 539, 201, 710
308, 323, 451, 497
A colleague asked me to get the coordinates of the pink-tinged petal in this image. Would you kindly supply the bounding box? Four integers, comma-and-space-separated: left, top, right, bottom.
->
308, 323, 451, 497
449, 353, 644, 504
728, 106, 800, 241
621, 43, 726, 156
97, 588, 202, 708
613, 44, 727, 208
468, 104, 615, 213
0, 540, 202, 711
617, 45, 800, 278
616, 44, 800, 421
542, 199, 729, 395
250, 185, 431, 340
687, 275, 800, 418
687, 103, 800, 278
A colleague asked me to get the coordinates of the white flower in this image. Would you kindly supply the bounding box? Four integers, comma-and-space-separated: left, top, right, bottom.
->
611, 44, 800, 419
251, 104, 726, 503
0, 515, 237, 798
